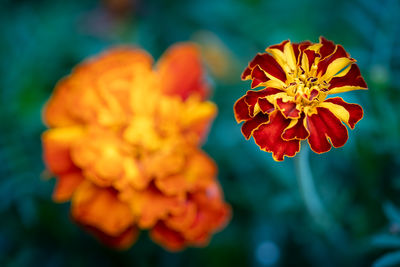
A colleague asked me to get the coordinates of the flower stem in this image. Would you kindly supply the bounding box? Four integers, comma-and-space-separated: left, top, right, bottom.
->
295, 144, 329, 227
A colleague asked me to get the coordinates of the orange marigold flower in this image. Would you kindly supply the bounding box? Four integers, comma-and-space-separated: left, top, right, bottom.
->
234, 37, 367, 161
150, 181, 230, 251
42, 43, 230, 250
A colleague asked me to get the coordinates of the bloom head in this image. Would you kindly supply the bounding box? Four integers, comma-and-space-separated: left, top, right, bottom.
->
234, 37, 367, 161
42, 43, 230, 250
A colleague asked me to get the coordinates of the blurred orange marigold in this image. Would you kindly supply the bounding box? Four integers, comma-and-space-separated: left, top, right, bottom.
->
42, 43, 231, 251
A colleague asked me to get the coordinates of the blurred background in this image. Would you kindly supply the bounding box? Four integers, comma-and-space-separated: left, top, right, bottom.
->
1, 0, 400, 266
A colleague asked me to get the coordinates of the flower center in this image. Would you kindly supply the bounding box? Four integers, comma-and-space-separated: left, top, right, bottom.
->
285, 65, 328, 107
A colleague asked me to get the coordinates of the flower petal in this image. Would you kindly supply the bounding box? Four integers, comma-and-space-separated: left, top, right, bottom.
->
182, 184, 231, 243
128, 185, 184, 229
192, 183, 231, 228
276, 98, 301, 118
248, 53, 287, 83
180, 98, 217, 144
301, 49, 318, 73
266, 40, 297, 71
318, 36, 336, 59
258, 98, 275, 113
250, 65, 270, 88
71, 181, 135, 236
241, 113, 270, 139
293, 41, 312, 64
53, 172, 84, 203
327, 64, 368, 94
157, 43, 209, 100
42, 127, 83, 175
308, 89, 319, 101
165, 202, 197, 231
155, 150, 216, 195
282, 113, 309, 140
306, 107, 349, 153
252, 111, 300, 161
241, 66, 252, 80
150, 222, 186, 251
46, 47, 154, 127
234, 96, 251, 122
244, 88, 282, 116
150, 182, 230, 251
71, 132, 126, 187
268, 40, 289, 51
317, 45, 353, 78
319, 97, 363, 129
321, 57, 355, 81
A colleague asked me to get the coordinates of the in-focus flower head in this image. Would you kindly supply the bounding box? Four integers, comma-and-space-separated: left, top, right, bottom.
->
234, 37, 367, 161
42, 43, 230, 250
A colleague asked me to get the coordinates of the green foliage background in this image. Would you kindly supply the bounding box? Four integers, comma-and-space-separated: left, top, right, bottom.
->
1, 0, 400, 266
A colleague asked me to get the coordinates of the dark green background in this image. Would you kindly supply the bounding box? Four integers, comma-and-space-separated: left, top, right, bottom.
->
1, 0, 400, 266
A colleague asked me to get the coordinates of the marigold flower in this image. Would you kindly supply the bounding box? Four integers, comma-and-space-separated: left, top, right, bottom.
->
42, 43, 230, 250
234, 37, 367, 161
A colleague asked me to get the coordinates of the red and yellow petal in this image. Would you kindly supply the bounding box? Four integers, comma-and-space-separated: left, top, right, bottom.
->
268, 40, 290, 52
248, 53, 287, 83
252, 111, 300, 161
327, 64, 368, 94
233, 96, 251, 122
301, 49, 318, 73
308, 89, 319, 101
293, 41, 312, 64
241, 66, 252, 80
281, 113, 309, 140
318, 37, 336, 59
157, 43, 209, 100
258, 98, 275, 113
241, 113, 270, 139
266, 40, 297, 71
234, 88, 281, 130
306, 107, 349, 153
317, 44, 354, 79
244, 88, 282, 116
250, 65, 270, 88
276, 98, 301, 119
320, 97, 363, 129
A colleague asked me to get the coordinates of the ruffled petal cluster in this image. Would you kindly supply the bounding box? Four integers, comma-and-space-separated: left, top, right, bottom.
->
234, 37, 367, 161
42, 43, 230, 251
